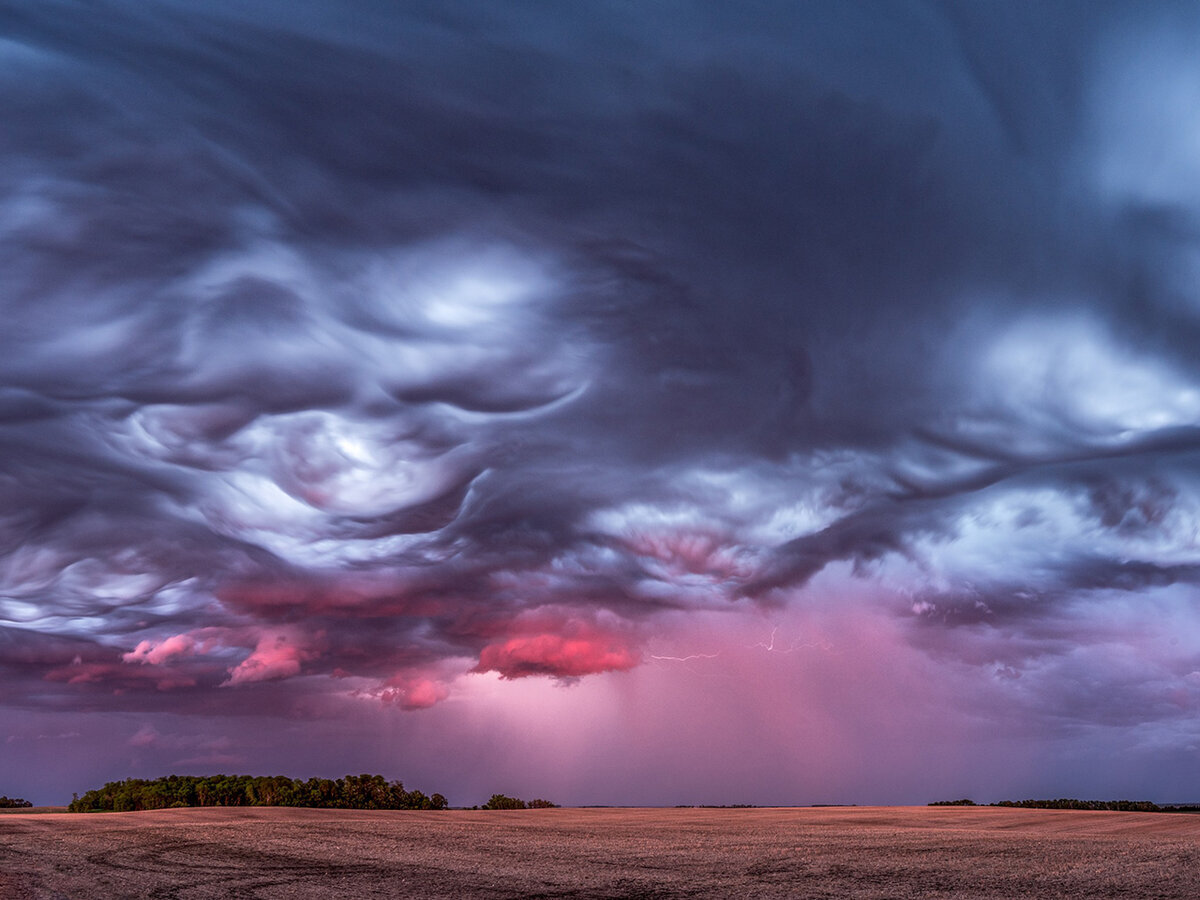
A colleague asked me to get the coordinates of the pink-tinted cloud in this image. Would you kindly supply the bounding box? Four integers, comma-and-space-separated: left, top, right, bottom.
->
118, 626, 320, 688
44, 661, 196, 692
474, 622, 640, 680
223, 632, 315, 686
380, 674, 451, 710
626, 529, 752, 581
122, 634, 197, 665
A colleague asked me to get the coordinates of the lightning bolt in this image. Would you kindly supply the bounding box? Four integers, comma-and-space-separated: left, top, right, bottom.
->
649, 652, 720, 662
647, 650, 727, 680
750, 626, 832, 654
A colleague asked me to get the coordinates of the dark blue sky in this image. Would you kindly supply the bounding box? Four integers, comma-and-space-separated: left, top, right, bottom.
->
3, 0, 1200, 806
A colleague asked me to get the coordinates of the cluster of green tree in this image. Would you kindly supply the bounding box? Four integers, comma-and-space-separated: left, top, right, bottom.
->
68, 774, 447, 813
0, 796, 32, 808
478, 794, 558, 810
931, 798, 1200, 813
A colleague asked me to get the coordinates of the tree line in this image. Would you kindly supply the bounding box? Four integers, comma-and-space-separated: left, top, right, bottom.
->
0, 796, 32, 808
479, 793, 558, 809
68, 774, 447, 812
931, 798, 1200, 812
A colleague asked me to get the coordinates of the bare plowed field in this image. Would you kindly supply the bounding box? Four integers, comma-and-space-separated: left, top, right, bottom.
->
2, 805, 1199, 898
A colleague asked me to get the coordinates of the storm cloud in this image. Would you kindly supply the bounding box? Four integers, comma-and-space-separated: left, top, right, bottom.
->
3, 0, 1200, 805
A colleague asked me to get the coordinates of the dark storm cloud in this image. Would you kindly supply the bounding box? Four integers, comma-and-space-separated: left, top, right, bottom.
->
1, 0, 1200, 746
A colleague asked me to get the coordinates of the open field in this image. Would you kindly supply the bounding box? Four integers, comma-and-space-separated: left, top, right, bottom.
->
2, 805, 1199, 898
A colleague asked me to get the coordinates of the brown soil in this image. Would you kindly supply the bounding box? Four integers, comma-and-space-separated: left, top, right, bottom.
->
2, 805, 1199, 898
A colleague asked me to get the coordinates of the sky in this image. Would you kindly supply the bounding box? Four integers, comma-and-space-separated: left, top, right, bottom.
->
3, 0, 1200, 808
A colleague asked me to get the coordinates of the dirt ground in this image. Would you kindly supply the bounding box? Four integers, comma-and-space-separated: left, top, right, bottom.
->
2, 805, 1199, 898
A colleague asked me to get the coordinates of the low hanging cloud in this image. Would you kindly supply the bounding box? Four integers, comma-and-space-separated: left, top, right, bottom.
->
474, 624, 642, 681
378, 675, 451, 711
123, 634, 198, 667
224, 634, 313, 686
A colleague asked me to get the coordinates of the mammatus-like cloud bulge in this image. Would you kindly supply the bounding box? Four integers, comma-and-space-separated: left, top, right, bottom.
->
1, 0, 1200, 781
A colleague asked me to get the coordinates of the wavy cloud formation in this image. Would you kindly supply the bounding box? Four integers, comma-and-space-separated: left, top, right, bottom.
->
3, 1, 1200, 804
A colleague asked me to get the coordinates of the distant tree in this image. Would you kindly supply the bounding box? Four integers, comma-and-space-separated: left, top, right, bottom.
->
479, 794, 557, 809
68, 774, 447, 812
0, 796, 32, 808
483, 794, 527, 810
929, 799, 977, 806
990, 798, 1162, 812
